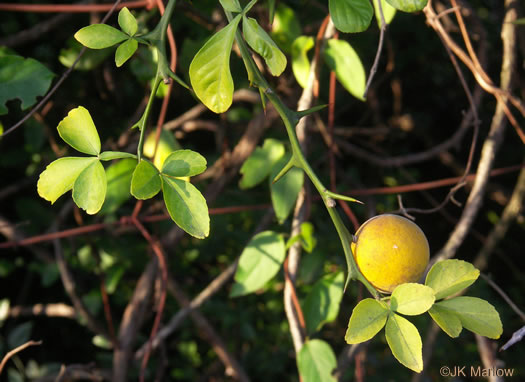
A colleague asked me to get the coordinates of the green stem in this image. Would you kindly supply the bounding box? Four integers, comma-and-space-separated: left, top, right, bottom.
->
137, 72, 162, 161
225, 7, 380, 299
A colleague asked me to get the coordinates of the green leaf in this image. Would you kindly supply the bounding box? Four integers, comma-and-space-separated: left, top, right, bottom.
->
189, 14, 241, 113
100, 158, 136, 215
270, 155, 304, 224
297, 339, 337, 382
243, 16, 287, 76
143, 128, 182, 169
75, 24, 128, 49
291, 36, 314, 89
72, 160, 107, 214
385, 313, 423, 373
270, 3, 301, 53
230, 231, 285, 297
115, 39, 138, 67
0, 54, 54, 115
57, 106, 101, 155
323, 39, 366, 101
38, 157, 98, 204
303, 271, 344, 334
162, 149, 207, 178
131, 159, 161, 199
373, 0, 397, 27
425, 259, 480, 300
219, 0, 242, 12
239, 138, 285, 189
59, 39, 112, 71
385, 0, 428, 12
329, 0, 373, 33
428, 305, 462, 338
390, 283, 435, 316
345, 298, 389, 344
300, 222, 317, 253
118, 7, 137, 36
435, 297, 502, 339
161, 176, 210, 239
99, 151, 137, 161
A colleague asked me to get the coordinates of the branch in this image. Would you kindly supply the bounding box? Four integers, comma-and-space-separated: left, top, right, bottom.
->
0, 340, 42, 375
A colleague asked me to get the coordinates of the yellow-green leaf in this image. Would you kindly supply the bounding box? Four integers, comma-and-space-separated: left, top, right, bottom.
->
57, 106, 101, 155
345, 298, 389, 344
131, 159, 161, 200
390, 283, 435, 315
385, 313, 423, 373
428, 305, 462, 338
75, 24, 128, 49
291, 36, 314, 88
425, 259, 480, 300
72, 160, 107, 214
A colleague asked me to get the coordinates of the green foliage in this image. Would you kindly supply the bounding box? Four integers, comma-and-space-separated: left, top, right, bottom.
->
230, 231, 286, 297
323, 39, 366, 101
118, 7, 138, 37
189, 15, 241, 113
99, 158, 136, 215
386, 0, 428, 13
57, 106, 101, 155
329, 0, 373, 33
162, 150, 207, 177
390, 283, 435, 315
373, 0, 397, 27
0, 51, 54, 115
72, 160, 107, 214
270, 155, 304, 224
425, 259, 480, 300
239, 138, 285, 189
286, 222, 317, 253
297, 339, 337, 382
131, 159, 162, 199
345, 298, 389, 344
115, 39, 138, 67
270, 3, 301, 53
385, 313, 423, 372
219, 0, 242, 13
291, 36, 314, 89
74, 24, 128, 49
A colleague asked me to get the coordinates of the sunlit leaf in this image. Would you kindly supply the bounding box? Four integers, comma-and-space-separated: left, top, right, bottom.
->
161, 176, 210, 239
435, 297, 502, 339
323, 39, 366, 101
130, 159, 161, 199
303, 271, 344, 334
386, 0, 428, 13
115, 39, 138, 67
270, 3, 301, 53
230, 231, 285, 297
297, 339, 337, 382
143, 128, 182, 169
219, 0, 242, 12
373, 0, 397, 27
425, 259, 480, 300
329, 0, 373, 33
291, 36, 314, 88
428, 305, 462, 338
345, 298, 389, 344
38, 157, 97, 204
57, 106, 101, 155
385, 313, 423, 372
72, 160, 107, 214
239, 138, 285, 189
189, 15, 241, 113
243, 16, 287, 76
118, 7, 137, 36
390, 283, 435, 315
0, 53, 54, 115
162, 149, 207, 178
75, 24, 128, 49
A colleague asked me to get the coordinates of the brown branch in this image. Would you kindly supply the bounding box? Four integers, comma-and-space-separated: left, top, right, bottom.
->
475, 335, 504, 382
0, 0, 151, 13
363, 0, 388, 97
0, 340, 42, 375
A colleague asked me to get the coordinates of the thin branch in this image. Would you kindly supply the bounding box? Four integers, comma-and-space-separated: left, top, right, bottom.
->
479, 273, 525, 322
0, 340, 42, 375
363, 0, 387, 97
0, 0, 150, 13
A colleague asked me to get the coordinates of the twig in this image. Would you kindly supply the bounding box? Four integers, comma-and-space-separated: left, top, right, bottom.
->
0, 340, 42, 375
0, 0, 150, 13
479, 273, 525, 322
363, 0, 387, 97
8, 303, 75, 319
475, 335, 504, 382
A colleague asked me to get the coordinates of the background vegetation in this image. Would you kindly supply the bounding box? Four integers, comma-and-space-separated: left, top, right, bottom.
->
1, 0, 524, 381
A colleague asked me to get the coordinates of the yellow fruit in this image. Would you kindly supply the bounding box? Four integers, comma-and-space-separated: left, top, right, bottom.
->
351, 214, 429, 294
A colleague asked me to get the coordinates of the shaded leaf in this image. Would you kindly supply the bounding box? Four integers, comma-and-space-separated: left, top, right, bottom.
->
329, 0, 373, 33
425, 259, 480, 300
270, 155, 304, 224
230, 231, 285, 297
0, 54, 54, 115
303, 271, 344, 334
270, 3, 301, 53
390, 283, 435, 315
118, 7, 137, 36
115, 38, 138, 67
300, 222, 317, 253
345, 298, 389, 344
385, 313, 423, 372
243, 16, 287, 76
161, 176, 210, 239
57, 106, 101, 155
428, 305, 462, 338
100, 158, 136, 215
162, 149, 207, 178
99, 151, 137, 161
75, 24, 128, 49
323, 39, 366, 101
297, 339, 337, 382
435, 297, 502, 339
72, 160, 107, 214
219, 0, 242, 12
386, 0, 428, 13
189, 15, 241, 113
239, 138, 285, 189
291, 36, 314, 88
38, 157, 97, 204
130, 159, 161, 199
59, 39, 112, 71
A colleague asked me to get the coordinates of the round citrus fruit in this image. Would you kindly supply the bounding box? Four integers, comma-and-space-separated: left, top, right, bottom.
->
351, 214, 429, 294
